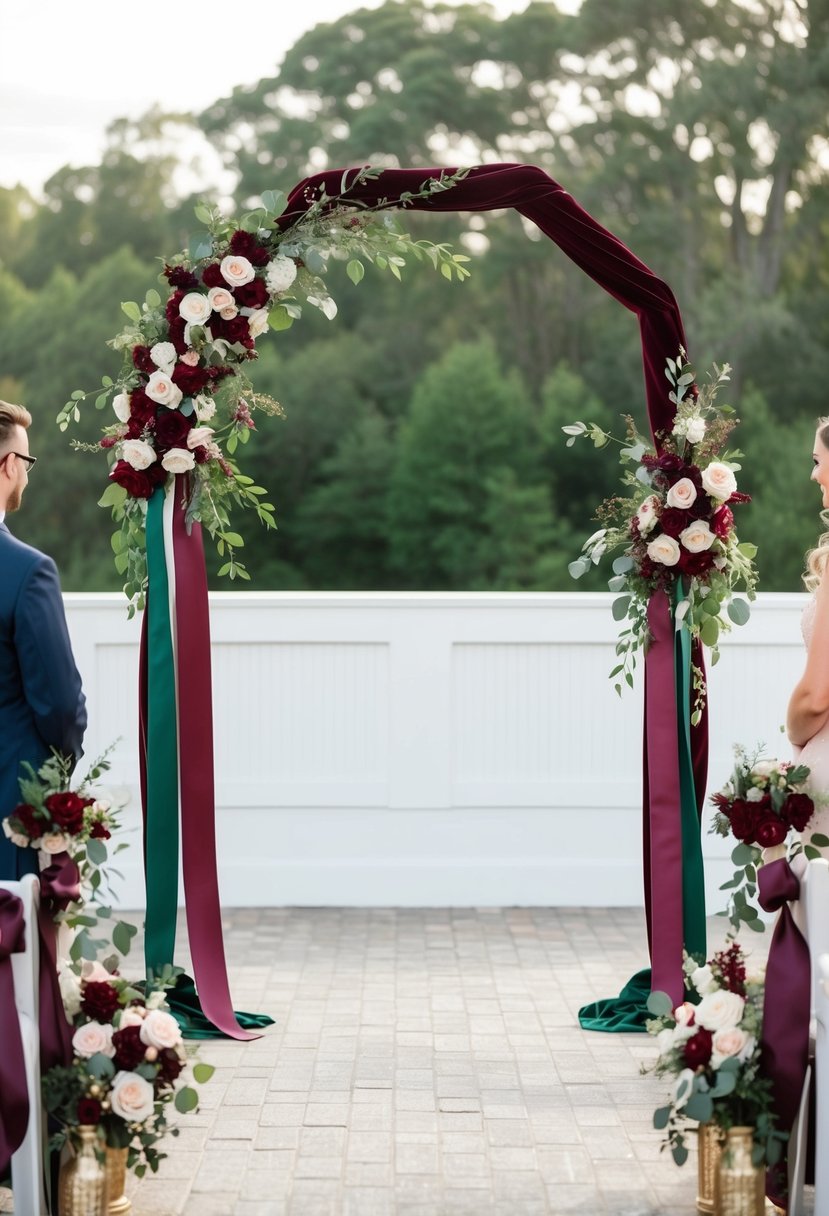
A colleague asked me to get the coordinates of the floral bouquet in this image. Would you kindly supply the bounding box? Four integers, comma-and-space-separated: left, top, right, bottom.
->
564, 353, 757, 717
2, 752, 114, 859
44, 960, 213, 1177
57, 167, 471, 613
647, 941, 784, 1168
711, 744, 825, 933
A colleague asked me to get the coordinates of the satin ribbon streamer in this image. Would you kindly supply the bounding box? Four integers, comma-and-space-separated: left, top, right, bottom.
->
0, 891, 30, 1177
758, 858, 812, 1209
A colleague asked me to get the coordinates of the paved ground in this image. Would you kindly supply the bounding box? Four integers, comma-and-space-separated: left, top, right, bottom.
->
115, 908, 775, 1216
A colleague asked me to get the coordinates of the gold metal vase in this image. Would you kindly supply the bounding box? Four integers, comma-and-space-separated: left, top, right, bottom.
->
105, 1146, 132, 1214
715, 1126, 766, 1216
58, 1125, 108, 1216
696, 1122, 724, 1214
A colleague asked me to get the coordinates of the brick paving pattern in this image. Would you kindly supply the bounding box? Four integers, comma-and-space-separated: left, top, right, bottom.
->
118, 908, 775, 1216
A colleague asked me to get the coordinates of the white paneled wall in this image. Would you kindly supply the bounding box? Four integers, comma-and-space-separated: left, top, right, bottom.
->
63, 591, 808, 910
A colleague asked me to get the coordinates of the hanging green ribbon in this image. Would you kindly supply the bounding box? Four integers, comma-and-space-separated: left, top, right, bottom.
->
143, 488, 180, 975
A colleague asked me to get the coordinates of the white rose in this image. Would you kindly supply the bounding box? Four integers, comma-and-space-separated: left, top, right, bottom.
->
220, 255, 256, 287
746, 787, 763, 803
265, 254, 297, 295
194, 394, 216, 422
679, 521, 715, 553
207, 286, 236, 314
186, 426, 214, 450
665, 477, 698, 509
690, 964, 717, 996
673, 1068, 697, 1110
140, 1009, 182, 1050
112, 393, 131, 423
647, 534, 681, 567
145, 371, 183, 410
2, 818, 29, 848
81, 960, 112, 983
246, 307, 270, 339
121, 439, 157, 470
701, 462, 737, 502
753, 761, 776, 778
72, 1020, 115, 1059
150, 342, 177, 372
110, 1071, 156, 1123
58, 966, 82, 1017
685, 416, 706, 445
117, 1007, 145, 1029
636, 496, 659, 536
161, 448, 196, 474
178, 292, 213, 326
695, 990, 746, 1032
711, 1027, 755, 1069
40, 831, 70, 854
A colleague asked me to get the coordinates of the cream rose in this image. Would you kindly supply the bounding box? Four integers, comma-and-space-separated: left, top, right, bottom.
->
121, 439, 157, 470
110, 1072, 155, 1123
673, 1002, 696, 1027
179, 349, 200, 367
220, 255, 256, 287
112, 392, 131, 423
665, 477, 698, 509
72, 1020, 115, 1059
246, 307, 270, 339
679, 520, 714, 553
117, 1007, 145, 1029
145, 371, 183, 409
207, 286, 236, 314
647, 534, 681, 567
701, 462, 737, 501
186, 426, 214, 450
150, 342, 177, 372
178, 292, 213, 326
40, 831, 70, 854
695, 990, 745, 1032
690, 964, 717, 996
636, 495, 659, 536
685, 416, 706, 445
219, 304, 239, 320
711, 1027, 754, 1069
161, 448, 196, 474
265, 254, 297, 294
140, 1009, 182, 1050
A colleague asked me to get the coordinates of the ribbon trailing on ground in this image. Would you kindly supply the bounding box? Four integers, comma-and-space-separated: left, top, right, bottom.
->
139, 477, 272, 1040
758, 858, 812, 1209
278, 164, 707, 1030
0, 890, 29, 1178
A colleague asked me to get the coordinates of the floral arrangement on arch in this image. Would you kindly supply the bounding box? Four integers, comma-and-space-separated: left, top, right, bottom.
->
711, 744, 826, 933
564, 353, 758, 717
44, 960, 212, 1177
57, 167, 471, 614
646, 941, 785, 1169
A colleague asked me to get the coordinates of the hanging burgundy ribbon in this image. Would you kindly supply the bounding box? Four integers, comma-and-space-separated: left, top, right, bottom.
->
758, 858, 812, 1209
39, 851, 81, 915
0, 890, 30, 1177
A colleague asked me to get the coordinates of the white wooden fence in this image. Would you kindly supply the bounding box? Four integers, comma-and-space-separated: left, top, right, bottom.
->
63, 591, 808, 910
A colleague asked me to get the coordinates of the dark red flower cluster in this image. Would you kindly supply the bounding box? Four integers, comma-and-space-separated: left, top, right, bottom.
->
44, 790, 92, 835
156, 1048, 185, 1086
683, 1026, 713, 1068
110, 460, 167, 499
713, 942, 746, 996
711, 787, 813, 847
89, 819, 111, 840
11, 803, 45, 839
77, 1097, 102, 1124
229, 229, 270, 266
81, 981, 121, 1023
112, 1024, 146, 1070
164, 265, 199, 289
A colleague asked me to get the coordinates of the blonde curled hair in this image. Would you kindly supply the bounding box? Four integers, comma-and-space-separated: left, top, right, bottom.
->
805, 416, 829, 592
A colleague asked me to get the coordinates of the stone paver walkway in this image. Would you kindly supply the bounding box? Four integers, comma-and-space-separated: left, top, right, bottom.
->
118, 908, 772, 1216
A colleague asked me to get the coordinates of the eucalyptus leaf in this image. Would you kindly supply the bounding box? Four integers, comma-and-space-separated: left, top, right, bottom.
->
646, 990, 673, 1017
727, 598, 751, 626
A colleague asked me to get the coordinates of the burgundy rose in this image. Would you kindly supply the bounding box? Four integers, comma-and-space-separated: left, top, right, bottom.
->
726, 800, 757, 843
683, 1027, 713, 1068
193, 444, 211, 465
171, 363, 210, 397
659, 507, 691, 538
211, 314, 253, 348
229, 230, 270, 266
168, 316, 189, 355
783, 792, 814, 833
110, 461, 166, 500
77, 1098, 102, 1125
728, 491, 752, 505
234, 276, 268, 309
711, 506, 734, 539
154, 409, 193, 452
112, 1024, 146, 1071
12, 804, 45, 840
678, 549, 715, 577
89, 820, 111, 840
164, 265, 199, 289
156, 1048, 185, 1086
81, 981, 120, 1023
131, 345, 155, 373
128, 388, 157, 430
44, 790, 87, 834
755, 815, 787, 848
643, 452, 684, 473
165, 290, 186, 323
202, 263, 225, 289
206, 365, 234, 382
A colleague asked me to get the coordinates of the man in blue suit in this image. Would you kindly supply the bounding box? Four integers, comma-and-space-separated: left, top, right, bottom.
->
0, 401, 87, 879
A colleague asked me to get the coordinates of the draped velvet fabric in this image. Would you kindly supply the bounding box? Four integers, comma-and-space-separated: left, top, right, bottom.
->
281, 163, 705, 1010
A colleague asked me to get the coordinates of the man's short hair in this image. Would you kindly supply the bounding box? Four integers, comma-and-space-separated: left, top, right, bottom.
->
0, 401, 32, 451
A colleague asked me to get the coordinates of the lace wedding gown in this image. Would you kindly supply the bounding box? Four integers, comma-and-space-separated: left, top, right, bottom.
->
792, 596, 829, 849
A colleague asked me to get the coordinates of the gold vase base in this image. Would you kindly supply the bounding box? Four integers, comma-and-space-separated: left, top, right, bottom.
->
108, 1198, 132, 1215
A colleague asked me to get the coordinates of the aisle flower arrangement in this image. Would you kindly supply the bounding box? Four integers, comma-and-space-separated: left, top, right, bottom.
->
57, 167, 471, 613
646, 941, 784, 1168
564, 353, 758, 716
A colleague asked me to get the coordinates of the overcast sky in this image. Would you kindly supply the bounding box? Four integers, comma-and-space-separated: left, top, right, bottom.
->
0, 0, 577, 197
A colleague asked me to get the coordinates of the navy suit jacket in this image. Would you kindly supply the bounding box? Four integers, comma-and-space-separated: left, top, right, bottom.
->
0, 520, 87, 879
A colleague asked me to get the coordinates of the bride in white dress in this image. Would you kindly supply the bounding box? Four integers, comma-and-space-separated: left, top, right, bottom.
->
787, 417, 829, 843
